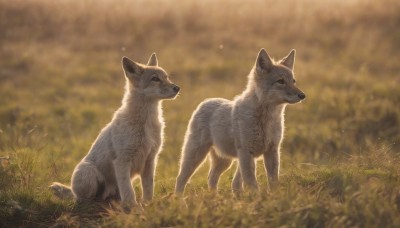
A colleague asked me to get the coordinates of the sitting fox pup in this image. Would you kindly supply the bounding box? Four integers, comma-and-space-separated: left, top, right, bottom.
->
51, 53, 180, 212
175, 49, 305, 195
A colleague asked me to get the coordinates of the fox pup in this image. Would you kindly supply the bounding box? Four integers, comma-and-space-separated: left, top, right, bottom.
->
175, 49, 305, 195
51, 53, 180, 212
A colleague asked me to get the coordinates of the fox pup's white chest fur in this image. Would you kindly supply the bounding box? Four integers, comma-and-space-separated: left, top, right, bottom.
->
110, 101, 163, 175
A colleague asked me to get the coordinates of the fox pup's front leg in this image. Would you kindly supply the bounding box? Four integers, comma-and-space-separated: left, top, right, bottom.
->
263, 143, 280, 191
231, 165, 243, 193
113, 158, 138, 213
237, 149, 258, 191
141, 155, 156, 203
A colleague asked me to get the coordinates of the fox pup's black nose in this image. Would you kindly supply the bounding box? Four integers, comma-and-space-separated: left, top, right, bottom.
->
173, 85, 180, 93
298, 93, 306, 100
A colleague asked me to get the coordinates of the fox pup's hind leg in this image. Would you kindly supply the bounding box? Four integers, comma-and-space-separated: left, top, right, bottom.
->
71, 161, 105, 203
208, 149, 232, 191
175, 134, 212, 195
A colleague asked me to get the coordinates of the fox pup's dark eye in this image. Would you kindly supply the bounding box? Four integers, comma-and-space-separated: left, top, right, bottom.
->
293, 79, 296, 84
151, 77, 160, 82
276, 79, 285, 84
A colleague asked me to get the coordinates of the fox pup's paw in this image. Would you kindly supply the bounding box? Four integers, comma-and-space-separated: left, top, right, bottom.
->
140, 196, 153, 206
173, 195, 188, 209
121, 202, 144, 214
268, 181, 279, 192
133, 204, 144, 215
174, 191, 184, 198
232, 189, 243, 199
180, 197, 188, 209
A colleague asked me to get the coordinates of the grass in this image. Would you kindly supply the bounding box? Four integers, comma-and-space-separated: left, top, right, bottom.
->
0, 0, 399, 226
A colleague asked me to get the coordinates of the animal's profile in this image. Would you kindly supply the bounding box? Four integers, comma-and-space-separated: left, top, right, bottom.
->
175, 49, 305, 195
50, 53, 180, 213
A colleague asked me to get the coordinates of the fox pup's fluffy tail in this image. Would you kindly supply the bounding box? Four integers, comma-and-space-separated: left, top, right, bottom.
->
49, 182, 74, 200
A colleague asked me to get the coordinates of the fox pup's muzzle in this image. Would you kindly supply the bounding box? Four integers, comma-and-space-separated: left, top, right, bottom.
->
298, 93, 306, 100
173, 85, 180, 93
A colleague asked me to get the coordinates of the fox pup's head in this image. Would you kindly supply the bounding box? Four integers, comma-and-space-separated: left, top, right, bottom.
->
253, 49, 305, 104
122, 53, 180, 99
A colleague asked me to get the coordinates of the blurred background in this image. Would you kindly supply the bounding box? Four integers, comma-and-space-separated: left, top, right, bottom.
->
0, 0, 399, 183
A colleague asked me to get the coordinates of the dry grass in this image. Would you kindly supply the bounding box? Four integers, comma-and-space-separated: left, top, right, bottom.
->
0, 0, 399, 226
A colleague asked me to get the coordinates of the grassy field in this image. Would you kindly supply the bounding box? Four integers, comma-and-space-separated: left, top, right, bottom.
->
0, 0, 399, 226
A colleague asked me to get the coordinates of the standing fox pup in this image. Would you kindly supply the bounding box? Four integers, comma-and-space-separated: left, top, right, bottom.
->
175, 49, 305, 195
50, 53, 180, 212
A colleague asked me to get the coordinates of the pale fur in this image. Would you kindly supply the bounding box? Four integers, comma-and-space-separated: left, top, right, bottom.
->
50, 53, 180, 213
175, 49, 305, 195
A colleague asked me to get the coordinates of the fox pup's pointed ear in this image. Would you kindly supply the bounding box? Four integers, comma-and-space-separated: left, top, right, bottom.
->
147, 53, 158, 66
280, 49, 296, 70
122, 56, 144, 79
256, 48, 273, 72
